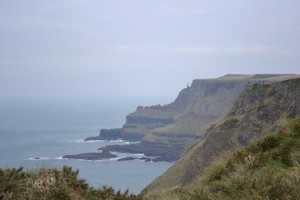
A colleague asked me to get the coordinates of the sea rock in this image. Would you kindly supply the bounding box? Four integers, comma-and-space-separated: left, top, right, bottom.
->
117, 157, 137, 161
99, 142, 182, 162
139, 157, 152, 162
63, 148, 117, 160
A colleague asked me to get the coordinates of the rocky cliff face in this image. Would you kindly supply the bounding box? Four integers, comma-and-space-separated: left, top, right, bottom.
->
85, 107, 176, 142
143, 78, 300, 194
92, 75, 299, 161
96, 77, 249, 161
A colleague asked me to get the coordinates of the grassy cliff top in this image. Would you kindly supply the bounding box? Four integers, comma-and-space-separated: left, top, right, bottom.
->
215, 74, 300, 81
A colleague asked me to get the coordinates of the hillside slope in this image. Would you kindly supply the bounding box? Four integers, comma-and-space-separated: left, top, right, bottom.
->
143, 78, 300, 194
148, 117, 300, 200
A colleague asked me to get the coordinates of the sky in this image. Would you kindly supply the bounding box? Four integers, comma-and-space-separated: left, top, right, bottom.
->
0, 0, 300, 103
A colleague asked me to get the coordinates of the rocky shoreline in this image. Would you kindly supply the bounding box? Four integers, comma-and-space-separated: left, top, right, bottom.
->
99, 142, 183, 162
62, 142, 163, 162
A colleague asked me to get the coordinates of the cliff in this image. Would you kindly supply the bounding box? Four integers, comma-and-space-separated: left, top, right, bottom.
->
86, 74, 299, 162
143, 77, 300, 194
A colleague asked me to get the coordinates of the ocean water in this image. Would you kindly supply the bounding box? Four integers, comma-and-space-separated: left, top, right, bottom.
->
0, 98, 173, 194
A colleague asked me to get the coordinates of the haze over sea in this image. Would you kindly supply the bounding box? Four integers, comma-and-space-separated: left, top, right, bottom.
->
0, 97, 173, 194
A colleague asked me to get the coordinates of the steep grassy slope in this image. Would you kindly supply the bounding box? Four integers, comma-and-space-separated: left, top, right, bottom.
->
148, 118, 300, 200
143, 78, 300, 193
0, 166, 143, 200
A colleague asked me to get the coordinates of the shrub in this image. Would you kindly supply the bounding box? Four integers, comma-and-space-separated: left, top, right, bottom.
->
206, 164, 228, 182
0, 166, 144, 200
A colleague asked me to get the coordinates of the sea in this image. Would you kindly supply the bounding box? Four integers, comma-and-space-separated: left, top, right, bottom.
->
0, 97, 173, 194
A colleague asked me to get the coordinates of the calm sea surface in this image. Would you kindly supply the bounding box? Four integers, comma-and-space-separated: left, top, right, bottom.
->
0, 98, 173, 194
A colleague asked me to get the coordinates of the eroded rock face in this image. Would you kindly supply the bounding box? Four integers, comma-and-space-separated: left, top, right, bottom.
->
230, 79, 300, 145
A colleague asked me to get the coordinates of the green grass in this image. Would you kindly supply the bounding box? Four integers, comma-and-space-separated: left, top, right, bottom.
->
144, 119, 207, 142
219, 117, 239, 130
129, 108, 178, 119
148, 118, 300, 200
0, 166, 144, 200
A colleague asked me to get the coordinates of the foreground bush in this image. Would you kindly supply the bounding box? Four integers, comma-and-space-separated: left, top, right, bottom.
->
0, 166, 144, 200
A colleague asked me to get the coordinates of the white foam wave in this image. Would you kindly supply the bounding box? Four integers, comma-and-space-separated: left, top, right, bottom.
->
109, 139, 125, 143
124, 141, 141, 145
68, 138, 141, 145
73, 139, 105, 143
133, 153, 144, 157
29, 156, 66, 160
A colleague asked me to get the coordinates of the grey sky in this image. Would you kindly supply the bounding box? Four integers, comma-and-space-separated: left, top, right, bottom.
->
1, 0, 300, 102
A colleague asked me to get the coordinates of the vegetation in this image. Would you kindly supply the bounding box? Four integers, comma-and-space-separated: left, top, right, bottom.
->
0, 166, 144, 200
129, 107, 177, 119
219, 117, 239, 129
148, 118, 300, 200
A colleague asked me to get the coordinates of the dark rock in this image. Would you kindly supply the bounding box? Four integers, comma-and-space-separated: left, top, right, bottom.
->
117, 157, 137, 161
84, 136, 102, 141
63, 150, 117, 160
85, 128, 143, 142
84, 128, 123, 141
99, 142, 182, 162
140, 157, 152, 162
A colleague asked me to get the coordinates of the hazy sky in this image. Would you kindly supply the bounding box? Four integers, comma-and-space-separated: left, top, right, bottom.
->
1, 0, 300, 102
